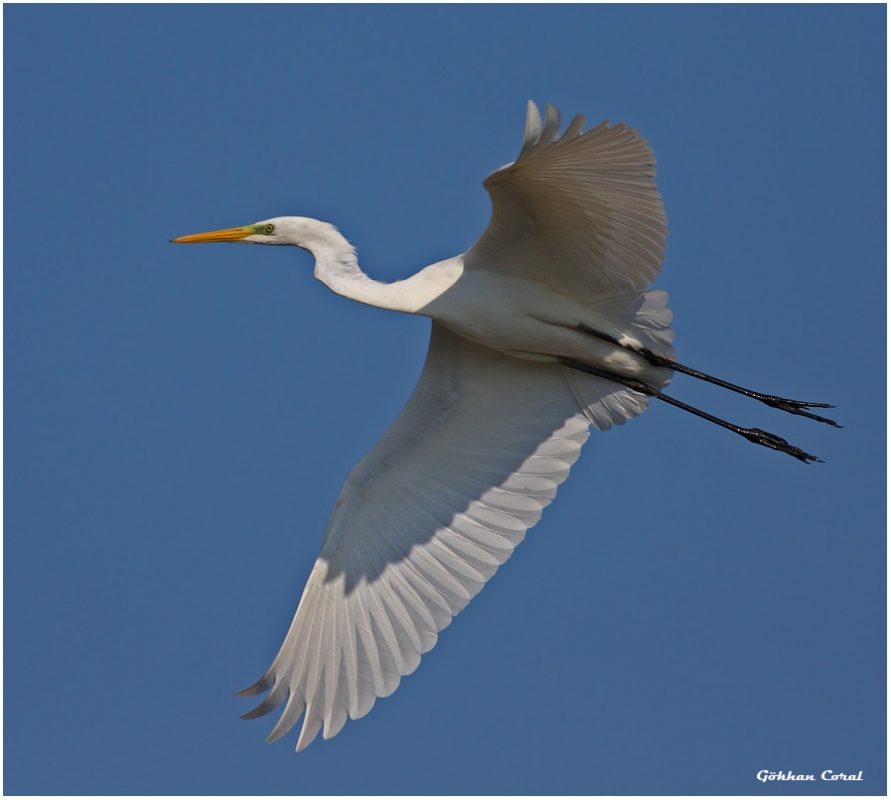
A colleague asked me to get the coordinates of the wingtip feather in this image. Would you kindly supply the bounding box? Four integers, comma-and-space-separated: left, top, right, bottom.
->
522, 100, 543, 154
542, 104, 562, 143
234, 672, 274, 697
563, 113, 586, 139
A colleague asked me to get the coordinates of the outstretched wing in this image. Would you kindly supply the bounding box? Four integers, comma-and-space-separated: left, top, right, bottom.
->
464, 101, 667, 302
238, 324, 649, 750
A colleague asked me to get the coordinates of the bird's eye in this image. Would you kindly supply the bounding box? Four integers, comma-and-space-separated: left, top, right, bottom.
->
265, 223, 276, 234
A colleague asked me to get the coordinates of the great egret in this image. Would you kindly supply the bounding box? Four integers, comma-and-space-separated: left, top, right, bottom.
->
173, 102, 836, 751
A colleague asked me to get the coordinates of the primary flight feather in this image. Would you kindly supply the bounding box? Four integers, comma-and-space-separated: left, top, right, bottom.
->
173, 101, 835, 751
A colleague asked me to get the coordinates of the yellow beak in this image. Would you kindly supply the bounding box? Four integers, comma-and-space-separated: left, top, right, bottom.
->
170, 225, 255, 244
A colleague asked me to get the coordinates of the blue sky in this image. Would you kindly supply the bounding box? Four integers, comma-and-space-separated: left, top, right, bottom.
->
5, 4, 885, 795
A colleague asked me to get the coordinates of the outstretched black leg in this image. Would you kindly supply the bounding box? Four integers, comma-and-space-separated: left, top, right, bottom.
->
576, 324, 840, 428
559, 358, 823, 463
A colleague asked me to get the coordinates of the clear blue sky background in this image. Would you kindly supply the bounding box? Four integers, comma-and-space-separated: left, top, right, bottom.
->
5, 5, 885, 795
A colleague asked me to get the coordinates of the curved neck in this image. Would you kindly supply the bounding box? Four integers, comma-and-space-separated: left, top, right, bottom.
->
307, 225, 392, 308
304, 222, 455, 314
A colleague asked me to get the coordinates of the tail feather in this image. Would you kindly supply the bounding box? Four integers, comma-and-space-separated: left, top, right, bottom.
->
590, 289, 675, 360
565, 372, 650, 431
568, 289, 674, 430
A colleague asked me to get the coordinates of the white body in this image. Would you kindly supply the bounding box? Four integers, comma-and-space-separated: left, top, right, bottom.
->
187, 102, 674, 749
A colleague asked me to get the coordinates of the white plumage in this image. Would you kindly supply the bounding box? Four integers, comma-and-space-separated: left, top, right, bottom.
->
468, 102, 666, 301
242, 326, 599, 749
172, 101, 833, 750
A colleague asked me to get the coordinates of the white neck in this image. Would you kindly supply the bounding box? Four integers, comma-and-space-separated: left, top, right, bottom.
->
298, 219, 461, 315
305, 224, 394, 308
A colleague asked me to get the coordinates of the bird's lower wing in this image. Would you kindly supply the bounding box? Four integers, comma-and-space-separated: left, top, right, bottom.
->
238, 323, 648, 750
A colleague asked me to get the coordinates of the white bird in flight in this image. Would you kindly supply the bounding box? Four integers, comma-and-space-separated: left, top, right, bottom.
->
173, 101, 837, 751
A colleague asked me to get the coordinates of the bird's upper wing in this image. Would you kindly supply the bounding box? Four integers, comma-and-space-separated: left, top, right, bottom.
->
238, 323, 650, 750
464, 101, 666, 302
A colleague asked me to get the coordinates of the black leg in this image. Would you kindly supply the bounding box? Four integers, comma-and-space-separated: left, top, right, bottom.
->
575, 324, 840, 427
559, 357, 822, 463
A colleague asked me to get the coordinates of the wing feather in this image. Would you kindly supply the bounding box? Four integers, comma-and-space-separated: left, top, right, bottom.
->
240, 322, 654, 750
465, 101, 667, 302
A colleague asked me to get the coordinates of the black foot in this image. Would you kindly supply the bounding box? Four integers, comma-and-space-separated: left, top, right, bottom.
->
741, 428, 823, 463
755, 395, 840, 427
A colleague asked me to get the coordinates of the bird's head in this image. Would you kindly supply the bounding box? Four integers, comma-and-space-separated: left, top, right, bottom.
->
171, 216, 342, 251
